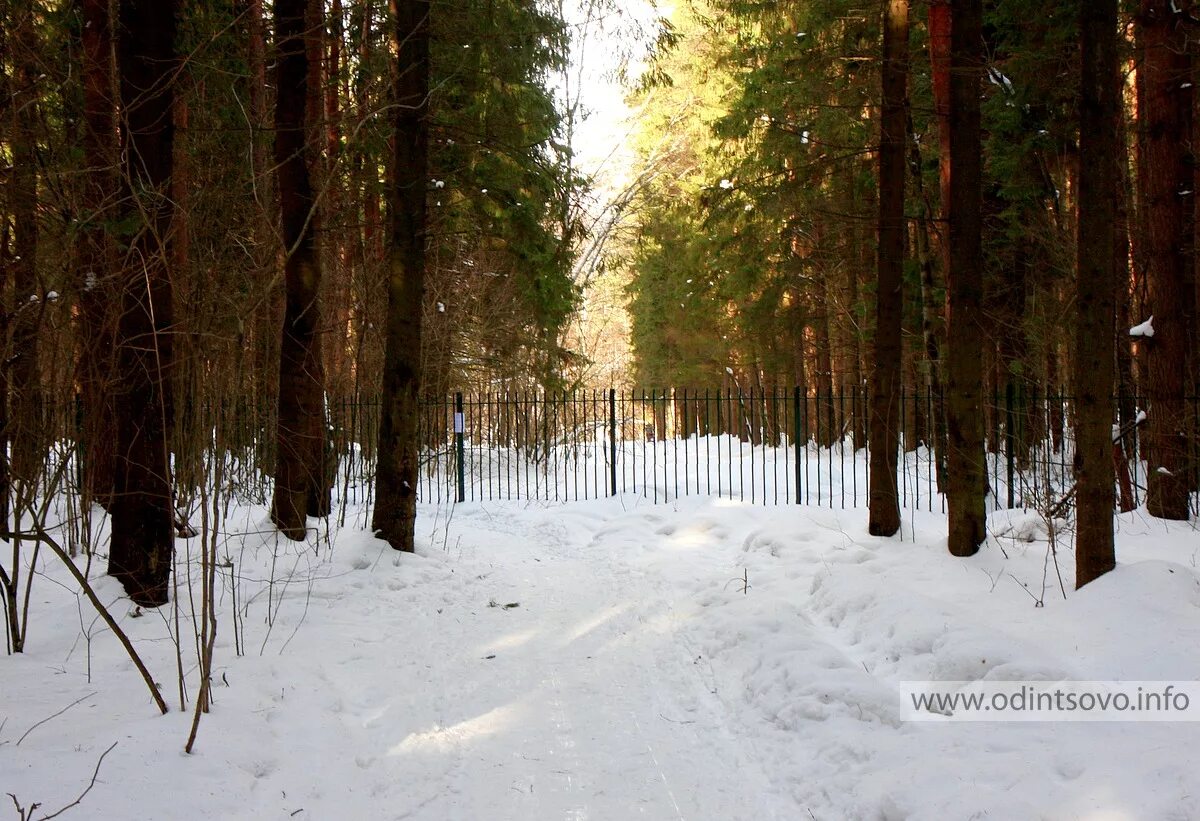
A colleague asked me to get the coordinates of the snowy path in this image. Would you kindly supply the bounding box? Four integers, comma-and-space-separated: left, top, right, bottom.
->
6, 496, 1200, 820
163, 503, 788, 821
295, 507, 780, 820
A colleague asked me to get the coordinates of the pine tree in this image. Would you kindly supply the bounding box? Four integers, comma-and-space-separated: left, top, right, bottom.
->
1075, 0, 1119, 587
869, 0, 909, 537
1139, 0, 1193, 521
9, 5, 43, 495
373, 0, 430, 552
271, 0, 330, 540
945, 0, 986, 556
78, 0, 120, 511
108, 0, 178, 607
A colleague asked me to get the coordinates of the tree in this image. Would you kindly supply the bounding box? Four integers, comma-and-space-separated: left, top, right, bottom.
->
1074, 0, 1120, 587
78, 0, 120, 511
868, 0, 909, 537
108, 0, 178, 607
1139, 0, 1193, 521
9, 4, 44, 497
373, 0, 430, 552
271, 0, 329, 540
945, 0, 986, 556
622, 1, 881, 399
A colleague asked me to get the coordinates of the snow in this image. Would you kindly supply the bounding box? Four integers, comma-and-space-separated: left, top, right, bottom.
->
1130, 316, 1155, 337
4, 490, 1200, 819
987, 66, 1015, 94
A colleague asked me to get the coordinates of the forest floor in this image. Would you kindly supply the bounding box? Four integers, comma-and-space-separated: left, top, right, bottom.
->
4, 495, 1200, 820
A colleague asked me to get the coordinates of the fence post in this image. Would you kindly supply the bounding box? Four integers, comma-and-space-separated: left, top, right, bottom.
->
455, 392, 465, 503
1005, 381, 1015, 509
793, 387, 801, 504
609, 388, 618, 496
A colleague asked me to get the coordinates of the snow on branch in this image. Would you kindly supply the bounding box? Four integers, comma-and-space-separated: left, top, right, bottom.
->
1129, 316, 1155, 338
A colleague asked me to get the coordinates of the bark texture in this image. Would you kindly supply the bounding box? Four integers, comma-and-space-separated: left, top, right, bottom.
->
372, 0, 430, 552
868, 0, 909, 538
1075, 0, 1119, 587
945, 0, 987, 555
926, 0, 952, 490
271, 0, 330, 539
78, 0, 120, 511
10, 11, 43, 493
1139, 0, 1193, 520
109, 0, 177, 607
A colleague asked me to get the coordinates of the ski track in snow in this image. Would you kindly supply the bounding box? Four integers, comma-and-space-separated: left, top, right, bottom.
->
5, 497, 1200, 819
211, 503, 780, 821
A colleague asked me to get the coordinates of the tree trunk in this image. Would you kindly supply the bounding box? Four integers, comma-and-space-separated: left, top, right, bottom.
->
0, 223, 7, 536
325, 0, 352, 398
305, 0, 334, 519
271, 0, 330, 539
945, 0, 987, 555
78, 0, 120, 512
10, 14, 43, 494
241, 0, 280, 475
1114, 96, 1139, 450
1075, 0, 1119, 587
1047, 346, 1065, 454
843, 163, 868, 451
929, 0, 952, 265
372, 0, 430, 552
868, 0, 908, 537
926, 1, 952, 491
812, 256, 837, 448
1139, 0, 1193, 520
109, 0, 177, 607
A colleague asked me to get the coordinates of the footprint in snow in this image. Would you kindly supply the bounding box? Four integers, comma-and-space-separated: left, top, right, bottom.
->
1056, 758, 1085, 781
243, 759, 276, 779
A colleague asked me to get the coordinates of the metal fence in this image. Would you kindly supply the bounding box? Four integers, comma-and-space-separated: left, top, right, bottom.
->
295, 388, 1198, 515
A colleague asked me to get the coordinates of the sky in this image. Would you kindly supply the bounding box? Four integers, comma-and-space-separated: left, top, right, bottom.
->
554, 0, 667, 383
558, 0, 663, 187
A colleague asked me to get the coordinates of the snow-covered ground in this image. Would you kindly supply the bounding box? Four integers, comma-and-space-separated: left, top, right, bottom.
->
4, 494, 1199, 820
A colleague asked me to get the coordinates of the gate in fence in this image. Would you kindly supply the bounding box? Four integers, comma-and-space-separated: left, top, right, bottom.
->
311, 388, 1199, 516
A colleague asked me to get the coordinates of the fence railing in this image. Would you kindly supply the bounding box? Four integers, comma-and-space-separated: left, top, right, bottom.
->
43, 388, 1200, 516
303, 388, 1197, 515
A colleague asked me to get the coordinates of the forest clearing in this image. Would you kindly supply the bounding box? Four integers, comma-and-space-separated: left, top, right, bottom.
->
2, 0, 1200, 818
7, 492, 1200, 819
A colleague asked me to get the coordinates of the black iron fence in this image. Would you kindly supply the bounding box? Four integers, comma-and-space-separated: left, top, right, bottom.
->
282, 388, 1197, 515
44, 388, 1199, 516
